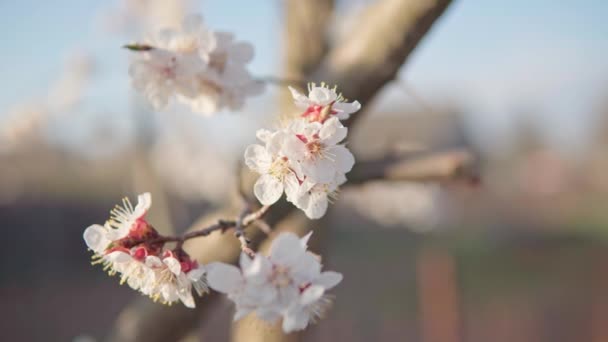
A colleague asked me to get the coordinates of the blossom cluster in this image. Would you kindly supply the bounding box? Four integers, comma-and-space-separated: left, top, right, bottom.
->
83, 193, 207, 308
207, 232, 342, 333
244, 84, 360, 219
128, 14, 263, 114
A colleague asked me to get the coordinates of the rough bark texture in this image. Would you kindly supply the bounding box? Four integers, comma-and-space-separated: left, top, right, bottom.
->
310, 0, 453, 128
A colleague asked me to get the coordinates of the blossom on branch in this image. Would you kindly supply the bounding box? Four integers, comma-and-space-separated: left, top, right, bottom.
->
127, 14, 263, 114
206, 232, 343, 333
289, 83, 361, 122
83, 192, 208, 308
245, 85, 356, 219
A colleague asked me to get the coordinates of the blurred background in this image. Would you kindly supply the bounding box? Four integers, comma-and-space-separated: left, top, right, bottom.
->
1, 0, 608, 341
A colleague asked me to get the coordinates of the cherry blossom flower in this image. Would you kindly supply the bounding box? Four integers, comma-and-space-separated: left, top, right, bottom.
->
127, 14, 262, 114
143, 251, 207, 308
282, 270, 343, 333
292, 173, 347, 219
83, 192, 208, 308
284, 117, 355, 184
206, 232, 342, 333
129, 48, 203, 109
185, 30, 264, 114
206, 253, 264, 320
244, 130, 302, 205
289, 83, 360, 122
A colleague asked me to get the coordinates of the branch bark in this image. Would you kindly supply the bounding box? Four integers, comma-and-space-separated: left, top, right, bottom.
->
309, 0, 453, 127
348, 148, 478, 185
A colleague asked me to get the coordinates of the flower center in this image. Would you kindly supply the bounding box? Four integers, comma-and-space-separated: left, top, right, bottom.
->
269, 157, 290, 180
269, 265, 292, 288
306, 141, 324, 159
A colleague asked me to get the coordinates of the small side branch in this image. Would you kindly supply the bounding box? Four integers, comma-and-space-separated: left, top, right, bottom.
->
348, 148, 479, 185
151, 204, 272, 256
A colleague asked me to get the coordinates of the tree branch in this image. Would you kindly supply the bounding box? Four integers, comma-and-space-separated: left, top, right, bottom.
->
309, 0, 453, 127
348, 148, 479, 185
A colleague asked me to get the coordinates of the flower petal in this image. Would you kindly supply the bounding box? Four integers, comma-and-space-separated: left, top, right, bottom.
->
83, 224, 110, 253
244, 144, 272, 173
164, 257, 182, 276
206, 262, 243, 294
289, 86, 312, 109
315, 271, 343, 290
269, 232, 306, 266
319, 117, 347, 145
329, 145, 355, 173
302, 158, 335, 183
282, 308, 309, 333
254, 174, 284, 205
300, 285, 325, 306
333, 100, 361, 119
308, 87, 336, 105
304, 190, 328, 220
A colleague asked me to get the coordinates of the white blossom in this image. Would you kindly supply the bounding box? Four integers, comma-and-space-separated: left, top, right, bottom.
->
283, 117, 355, 184
244, 130, 302, 205
128, 14, 262, 114
129, 48, 204, 109
143, 252, 208, 308
83, 192, 208, 308
106, 192, 152, 240
244, 90, 357, 219
206, 232, 342, 333
289, 83, 361, 122
292, 173, 347, 219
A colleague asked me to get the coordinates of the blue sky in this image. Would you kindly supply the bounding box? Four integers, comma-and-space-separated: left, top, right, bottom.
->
1, 0, 607, 152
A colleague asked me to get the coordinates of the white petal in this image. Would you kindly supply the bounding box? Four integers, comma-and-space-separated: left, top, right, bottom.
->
269, 232, 305, 265
282, 134, 307, 162
254, 174, 284, 205
138, 192, 152, 209
308, 87, 336, 105
329, 145, 355, 173
145, 256, 163, 268
267, 130, 289, 155
164, 257, 182, 276
300, 285, 325, 306
333, 100, 361, 119
187, 267, 206, 282
255, 129, 273, 143
83, 224, 110, 253
315, 271, 343, 290
291, 252, 322, 284
244, 144, 272, 173
283, 172, 302, 203
302, 158, 335, 183
105, 251, 132, 263
304, 190, 328, 220
288, 86, 312, 109
319, 117, 347, 145
243, 254, 271, 279
206, 262, 242, 294
180, 292, 196, 308
282, 308, 309, 333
